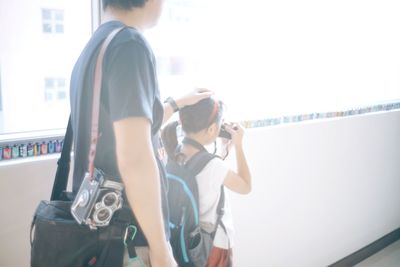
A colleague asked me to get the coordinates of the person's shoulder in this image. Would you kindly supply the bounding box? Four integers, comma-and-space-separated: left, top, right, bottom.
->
120, 27, 146, 43
106, 26, 154, 64
113, 26, 151, 51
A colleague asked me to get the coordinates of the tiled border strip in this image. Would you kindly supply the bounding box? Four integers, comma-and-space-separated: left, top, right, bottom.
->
240, 101, 400, 128
0, 135, 65, 162
0, 101, 399, 162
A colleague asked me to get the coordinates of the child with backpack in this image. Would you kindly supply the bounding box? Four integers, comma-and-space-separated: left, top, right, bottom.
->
161, 98, 252, 267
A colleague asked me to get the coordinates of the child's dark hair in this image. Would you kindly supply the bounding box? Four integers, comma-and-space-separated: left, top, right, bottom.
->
161, 98, 224, 162
102, 0, 147, 10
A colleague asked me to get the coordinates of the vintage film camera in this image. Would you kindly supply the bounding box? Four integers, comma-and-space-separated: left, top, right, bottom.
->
71, 168, 124, 229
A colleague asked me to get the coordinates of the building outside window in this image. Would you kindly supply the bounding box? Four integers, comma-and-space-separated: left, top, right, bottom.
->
44, 78, 67, 102
42, 9, 64, 34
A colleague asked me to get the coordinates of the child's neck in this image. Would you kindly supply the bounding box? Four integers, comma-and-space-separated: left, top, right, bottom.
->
181, 134, 210, 159
185, 134, 208, 147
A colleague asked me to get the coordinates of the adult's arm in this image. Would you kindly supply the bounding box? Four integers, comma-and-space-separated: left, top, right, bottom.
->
113, 117, 175, 267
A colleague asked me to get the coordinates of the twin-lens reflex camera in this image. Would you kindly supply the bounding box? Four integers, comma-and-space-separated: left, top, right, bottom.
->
71, 168, 124, 230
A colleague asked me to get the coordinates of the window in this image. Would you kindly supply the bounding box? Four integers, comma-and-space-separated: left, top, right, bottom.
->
42, 9, 64, 34
0, 0, 399, 138
44, 78, 67, 102
147, 0, 400, 121
0, 1, 92, 135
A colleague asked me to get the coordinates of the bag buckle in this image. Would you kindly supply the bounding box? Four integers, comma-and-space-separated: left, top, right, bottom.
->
123, 225, 137, 245
123, 224, 138, 260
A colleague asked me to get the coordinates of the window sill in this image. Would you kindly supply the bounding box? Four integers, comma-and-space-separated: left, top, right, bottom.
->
0, 128, 65, 143
0, 152, 61, 167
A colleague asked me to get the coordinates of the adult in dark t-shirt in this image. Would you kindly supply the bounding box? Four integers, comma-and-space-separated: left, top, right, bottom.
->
69, 1, 212, 267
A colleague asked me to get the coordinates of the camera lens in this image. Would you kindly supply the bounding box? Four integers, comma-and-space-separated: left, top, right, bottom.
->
102, 192, 119, 207
93, 207, 112, 223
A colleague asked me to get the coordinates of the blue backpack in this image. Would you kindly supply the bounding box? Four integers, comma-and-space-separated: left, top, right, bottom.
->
166, 149, 226, 267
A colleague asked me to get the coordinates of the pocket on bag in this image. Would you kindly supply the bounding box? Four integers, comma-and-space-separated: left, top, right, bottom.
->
188, 228, 214, 267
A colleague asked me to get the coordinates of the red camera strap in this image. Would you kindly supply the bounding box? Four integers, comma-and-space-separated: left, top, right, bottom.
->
88, 27, 124, 178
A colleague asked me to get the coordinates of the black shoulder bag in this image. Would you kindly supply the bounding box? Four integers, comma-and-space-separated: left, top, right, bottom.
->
30, 27, 135, 267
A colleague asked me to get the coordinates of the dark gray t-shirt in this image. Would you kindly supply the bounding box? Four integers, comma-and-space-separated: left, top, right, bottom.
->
70, 21, 168, 245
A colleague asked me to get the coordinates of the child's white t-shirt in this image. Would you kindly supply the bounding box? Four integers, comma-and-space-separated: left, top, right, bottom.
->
195, 157, 234, 249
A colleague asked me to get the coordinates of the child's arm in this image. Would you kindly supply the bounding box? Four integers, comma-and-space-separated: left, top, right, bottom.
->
222, 124, 252, 194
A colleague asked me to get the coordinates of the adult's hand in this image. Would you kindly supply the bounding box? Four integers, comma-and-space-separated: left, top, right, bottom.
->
175, 88, 214, 109
149, 242, 177, 267
163, 88, 214, 125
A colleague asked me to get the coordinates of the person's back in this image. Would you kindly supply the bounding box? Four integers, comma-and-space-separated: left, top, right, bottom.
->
162, 98, 252, 267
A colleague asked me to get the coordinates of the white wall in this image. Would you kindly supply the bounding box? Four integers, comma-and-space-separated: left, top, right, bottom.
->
0, 155, 66, 267
231, 110, 400, 267
0, 110, 399, 267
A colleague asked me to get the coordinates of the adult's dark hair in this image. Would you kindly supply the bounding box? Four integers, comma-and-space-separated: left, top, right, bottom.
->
161, 98, 224, 162
102, 0, 147, 10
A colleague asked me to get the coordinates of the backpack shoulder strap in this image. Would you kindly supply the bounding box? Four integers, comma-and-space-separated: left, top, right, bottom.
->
185, 151, 226, 227
184, 151, 217, 176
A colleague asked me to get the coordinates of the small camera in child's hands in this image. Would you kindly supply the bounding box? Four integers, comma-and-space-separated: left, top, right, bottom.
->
218, 123, 238, 139
71, 168, 124, 230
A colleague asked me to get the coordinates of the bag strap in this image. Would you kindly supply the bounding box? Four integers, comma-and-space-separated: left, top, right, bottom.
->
49, 27, 124, 200
182, 137, 206, 152
182, 138, 225, 219
50, 116, 73, 200
184, 148, 226, 232
185, 151, 216, 176
214, 186, 231, 267
188, 151, 230, 265
87, 27, 125, 178
182, 136, 218, 173
213, 186, 226, 233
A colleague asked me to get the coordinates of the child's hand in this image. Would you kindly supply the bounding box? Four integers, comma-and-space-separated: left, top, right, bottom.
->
224, 123, 244, 146
220, 137, 233, 159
